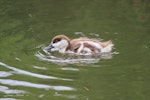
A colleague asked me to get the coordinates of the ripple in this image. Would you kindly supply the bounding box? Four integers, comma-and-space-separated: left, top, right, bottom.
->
35, 49, 113, 65
0, 86, 26, 94
0, 98, 18, 100
0, 62, 72, 81
36, 50, 100, 63
54, 92, 77, 98
32, 66, 47, 70
60, 67, 79, 71
0, 71, 13, 77
74, 32, 86, 37
0, 79, 75, 91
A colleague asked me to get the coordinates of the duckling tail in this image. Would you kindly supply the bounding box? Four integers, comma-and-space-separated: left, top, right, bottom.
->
100, 40, 113, 47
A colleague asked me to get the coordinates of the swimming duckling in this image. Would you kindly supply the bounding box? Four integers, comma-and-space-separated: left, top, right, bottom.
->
44, 35, 113, 55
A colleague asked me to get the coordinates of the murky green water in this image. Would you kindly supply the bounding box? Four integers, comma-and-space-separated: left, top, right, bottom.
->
0, 0, 149, 100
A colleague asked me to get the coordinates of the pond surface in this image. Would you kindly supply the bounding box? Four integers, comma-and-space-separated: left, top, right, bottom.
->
0, 0, 149, 100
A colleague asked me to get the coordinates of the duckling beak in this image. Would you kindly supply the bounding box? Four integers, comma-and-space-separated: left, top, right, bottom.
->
44, 44, 54, 51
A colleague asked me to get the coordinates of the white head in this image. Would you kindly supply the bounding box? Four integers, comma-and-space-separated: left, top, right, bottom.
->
44, 35, 70, 53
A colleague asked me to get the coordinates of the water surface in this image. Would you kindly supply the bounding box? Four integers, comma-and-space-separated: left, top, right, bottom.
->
0, 0, 149, 100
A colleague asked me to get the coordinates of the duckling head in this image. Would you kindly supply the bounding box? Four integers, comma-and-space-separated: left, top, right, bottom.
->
44, 35, 70, 53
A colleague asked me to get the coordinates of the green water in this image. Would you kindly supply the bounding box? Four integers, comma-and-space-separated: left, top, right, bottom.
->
0, 0, 150, 100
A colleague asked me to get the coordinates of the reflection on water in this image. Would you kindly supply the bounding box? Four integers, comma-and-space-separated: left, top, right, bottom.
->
35, 50, 115, 65
0, 98, 18, 100
60, 67, 79, 71
32, 66, 47, 70
0, 71, 12, 77
0, 62, 72, 81
0, 62, 76, 99
0, 62, 75, 90
0, 79, 75, 91
0, 86, 26, 94
53, 92, 77, 99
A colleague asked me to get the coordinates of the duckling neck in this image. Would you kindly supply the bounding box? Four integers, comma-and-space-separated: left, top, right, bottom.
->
59, 41, 71, 54
59, 48, 67, 54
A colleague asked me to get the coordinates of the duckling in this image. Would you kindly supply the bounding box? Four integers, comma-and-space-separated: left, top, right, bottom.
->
44, 35, 113, 55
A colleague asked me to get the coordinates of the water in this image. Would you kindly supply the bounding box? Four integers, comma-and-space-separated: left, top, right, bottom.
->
0, 0, 149, 100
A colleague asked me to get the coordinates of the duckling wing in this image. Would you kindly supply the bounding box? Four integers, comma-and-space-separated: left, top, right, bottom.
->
70, 43, 81, 52
70, 38, 113, 53
70, 38, 101, 53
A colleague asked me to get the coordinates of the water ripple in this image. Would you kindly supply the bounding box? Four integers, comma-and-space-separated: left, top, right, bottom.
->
0, 62, 72, 81
0, 79, 75, 91
60, 67, 79, 71
35, 51, 101, 65
54, 92, 77, 99
0, 86, 26, 94
0, 98, 18, 100
0, 71, 13, 77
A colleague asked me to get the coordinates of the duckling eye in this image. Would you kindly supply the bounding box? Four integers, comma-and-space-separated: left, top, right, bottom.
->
53, 38, 61, 43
